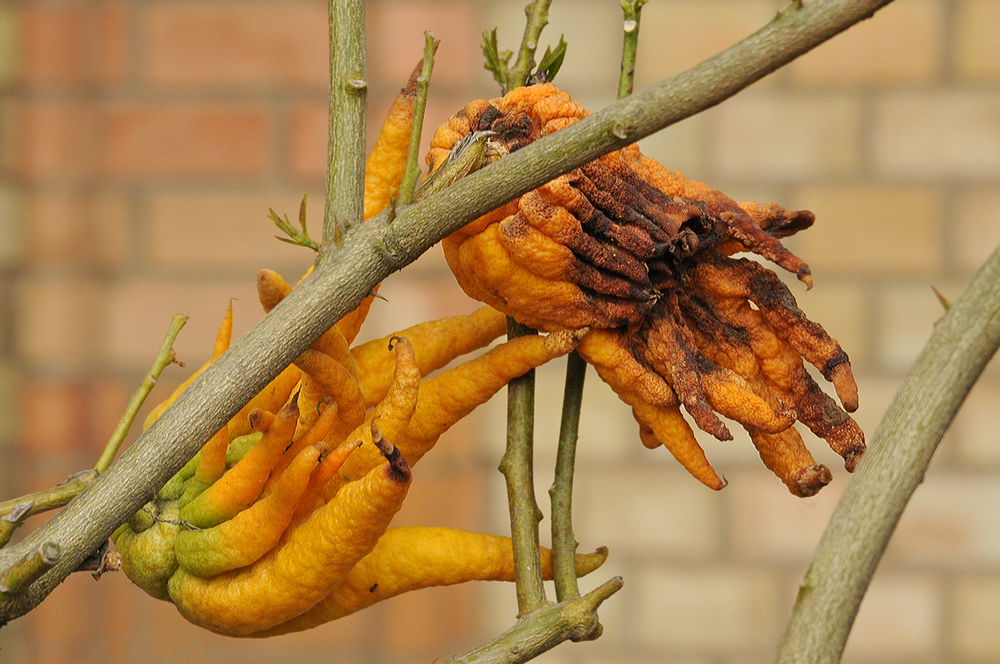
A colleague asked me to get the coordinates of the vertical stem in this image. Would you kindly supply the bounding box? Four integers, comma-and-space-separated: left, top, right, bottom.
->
507, 0, 553, 88
396, 32, 439, 207
499, 317, 547, 614
617, 0, 647, 100
549, 351, 586, 601
323, 0, 367, 247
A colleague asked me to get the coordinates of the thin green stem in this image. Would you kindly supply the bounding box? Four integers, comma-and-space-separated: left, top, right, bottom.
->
396, 33, 439, 207
549, 351, 586, 602
95, 314, 187, 473
776, 241, 1000, 664
0, 542, 62, 600
617, 0, 647, 99
0, 471, 98, 527
323, 0, 367, 246
507, 0, 553, 88
499, 317, 546, 615
445, 576, 622, 664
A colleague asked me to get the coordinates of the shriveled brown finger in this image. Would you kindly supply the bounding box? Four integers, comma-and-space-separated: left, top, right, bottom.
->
499, 215, 653, 299
689, 255, 859, 412
518, 188, 650, 285
643, 306, 732, 441
750, 429, 832, 498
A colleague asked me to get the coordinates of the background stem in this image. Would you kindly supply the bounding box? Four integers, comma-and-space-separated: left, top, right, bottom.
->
549, 351, 586, 601
323, 0, 367, 245
396, 33, 439, 207
507, 0, 553, 88
617, 0, 647, 99
776, 242, 1000, 663
500, 318, 546, 615
0, 0, 898, 626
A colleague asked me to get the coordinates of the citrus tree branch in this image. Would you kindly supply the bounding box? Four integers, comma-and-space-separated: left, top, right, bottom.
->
775, 242, 1000, 664
499, 320, 547, 614
322, 0, 366, 245
0, 0, 897, 627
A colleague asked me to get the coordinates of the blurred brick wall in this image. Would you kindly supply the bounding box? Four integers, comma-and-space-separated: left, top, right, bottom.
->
1, 1, 998, 663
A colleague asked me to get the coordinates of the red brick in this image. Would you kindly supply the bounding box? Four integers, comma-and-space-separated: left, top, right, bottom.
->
20, 377, 89, 454
98, 103, 272, 179
88, 2, 129, 87
14, 102, 97, 180
369, 1, 478, 87
22, 4, 87, 86
144, 2, 327, 88
288, 101, 327, 180
22, 1, 128, 88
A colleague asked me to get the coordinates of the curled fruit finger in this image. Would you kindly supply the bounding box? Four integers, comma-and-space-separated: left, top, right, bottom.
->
253, 526, 609, 637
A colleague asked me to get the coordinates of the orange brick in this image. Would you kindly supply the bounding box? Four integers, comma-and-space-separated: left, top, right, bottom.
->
14, 102, 97, 180
0, 186, 25, 267
288, 101, 327, 181
87, 2, 129, 88
789, 0, 944, 86
144, 2, 327, 88
22, 3, 87, 86
369, 1, 479, 88
89, 190, 132, 270
97, 103, 272, 179
382, 584, 478, 655
20, 377, 89, 454
22, 1, 127, 88
145, 188, 321, 271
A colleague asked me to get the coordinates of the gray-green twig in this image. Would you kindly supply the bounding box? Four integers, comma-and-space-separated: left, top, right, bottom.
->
618, 0, 647, 99
323, 0, 367, 245
445, 576, 622, 664
549, 351, 587, 601
507, 0, 553, 88
500, 318, 547, 615
396, 32, 439, 207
